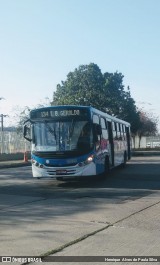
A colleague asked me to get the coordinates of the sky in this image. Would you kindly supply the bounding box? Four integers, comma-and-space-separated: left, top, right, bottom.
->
0, 0, 160, 129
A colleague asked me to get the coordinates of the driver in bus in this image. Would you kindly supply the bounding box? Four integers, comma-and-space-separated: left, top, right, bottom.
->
77, 123, 91, 151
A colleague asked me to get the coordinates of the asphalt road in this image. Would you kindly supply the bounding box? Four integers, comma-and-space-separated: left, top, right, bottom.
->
0, 156, 160, 265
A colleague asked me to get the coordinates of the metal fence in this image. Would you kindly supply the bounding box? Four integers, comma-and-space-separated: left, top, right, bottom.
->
146, 136, 160, 148
1, 130, 160, 153
0, 131, 31, 154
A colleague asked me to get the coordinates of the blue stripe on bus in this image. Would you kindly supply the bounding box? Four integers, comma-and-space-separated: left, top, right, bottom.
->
31, 152, 95, 166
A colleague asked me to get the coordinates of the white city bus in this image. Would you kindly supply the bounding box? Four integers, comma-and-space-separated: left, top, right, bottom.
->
24, 105, 131, 179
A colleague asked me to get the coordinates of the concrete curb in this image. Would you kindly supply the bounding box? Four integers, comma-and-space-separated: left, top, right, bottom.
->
132, 151, 160, 156
0, 161, 31, 169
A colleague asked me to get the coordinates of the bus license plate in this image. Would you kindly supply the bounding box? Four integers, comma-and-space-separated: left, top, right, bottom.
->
56, 170, 67, 175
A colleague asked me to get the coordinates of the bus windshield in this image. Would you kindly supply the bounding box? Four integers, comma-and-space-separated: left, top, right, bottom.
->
32, 119, 94, 154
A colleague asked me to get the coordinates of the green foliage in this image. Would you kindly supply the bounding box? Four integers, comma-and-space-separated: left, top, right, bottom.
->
136, 110, 158, 147
52, 63, 105, 108
52, 63, 140, 133
103, 73, 140, 133
138, 111, 158, 137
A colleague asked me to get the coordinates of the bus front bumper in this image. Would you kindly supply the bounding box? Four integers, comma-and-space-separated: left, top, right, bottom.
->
32, 162, 96, 179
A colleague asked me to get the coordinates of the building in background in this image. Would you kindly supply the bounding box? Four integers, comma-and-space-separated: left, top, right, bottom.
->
133, 135, 160, 149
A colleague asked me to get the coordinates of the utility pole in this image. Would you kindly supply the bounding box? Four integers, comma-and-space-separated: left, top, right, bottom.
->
0, 97, 7, 154
0, 114, 8, 154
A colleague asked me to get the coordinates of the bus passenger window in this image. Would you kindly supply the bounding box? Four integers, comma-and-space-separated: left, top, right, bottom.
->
123, 125, 126, 140
119, 124, 123, 140
112, 122, 115, 131
93, 114, 99, 125
112, 122, 117, 139
119, 124, 124, 140
116, 123, 121, 139
101, 117, 108, 140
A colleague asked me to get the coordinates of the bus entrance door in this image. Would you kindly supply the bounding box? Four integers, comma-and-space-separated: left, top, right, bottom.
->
126, 127, 131, 160
108, 121, 114, 167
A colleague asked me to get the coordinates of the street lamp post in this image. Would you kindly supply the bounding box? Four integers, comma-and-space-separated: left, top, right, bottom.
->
0, 97, 8, 154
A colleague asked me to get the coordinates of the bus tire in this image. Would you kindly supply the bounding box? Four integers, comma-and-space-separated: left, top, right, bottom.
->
121, 152, 127, 168
101, 156, 110, 179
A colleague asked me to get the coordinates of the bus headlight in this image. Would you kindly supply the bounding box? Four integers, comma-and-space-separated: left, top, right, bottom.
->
78, 155, 94, 167
31, 159, 44, 168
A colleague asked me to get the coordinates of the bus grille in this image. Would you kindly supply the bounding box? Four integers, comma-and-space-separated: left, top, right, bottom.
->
33, 151, 81, 159
44, 163, 77, 167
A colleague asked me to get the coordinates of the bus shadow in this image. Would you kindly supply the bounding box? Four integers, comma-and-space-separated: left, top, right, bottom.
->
55, 162, 160, 191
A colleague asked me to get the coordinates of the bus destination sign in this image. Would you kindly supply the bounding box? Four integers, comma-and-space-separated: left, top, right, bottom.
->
43, 109, 80, 117
30, 108, 89, 119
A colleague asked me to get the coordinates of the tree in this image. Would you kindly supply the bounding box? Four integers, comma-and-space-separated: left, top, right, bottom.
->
103, 72, 125, 114
137, 110, 158, 148
52, 63, 140, 134
13, 106, 31, 134
103, 72, 140, 132
52, 63, 106, 109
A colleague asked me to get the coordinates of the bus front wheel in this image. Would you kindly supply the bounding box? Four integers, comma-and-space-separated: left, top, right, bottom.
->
101, 156, 110, 179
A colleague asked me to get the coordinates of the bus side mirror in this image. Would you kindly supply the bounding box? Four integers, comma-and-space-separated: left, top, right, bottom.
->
23, 122, 32, 142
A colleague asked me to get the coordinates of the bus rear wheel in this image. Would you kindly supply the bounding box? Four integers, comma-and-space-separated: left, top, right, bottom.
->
121, 152, 127, 168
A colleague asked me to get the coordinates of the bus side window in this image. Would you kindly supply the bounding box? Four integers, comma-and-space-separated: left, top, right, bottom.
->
93, 114, 101, 143
123, 125, 126, 140
116, 123, 120, 139
100, 117, 108, 140
119, 123, 123, 140
112, 122, 117, 139
93, 114, 99, 125
119, 124, 123, 140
